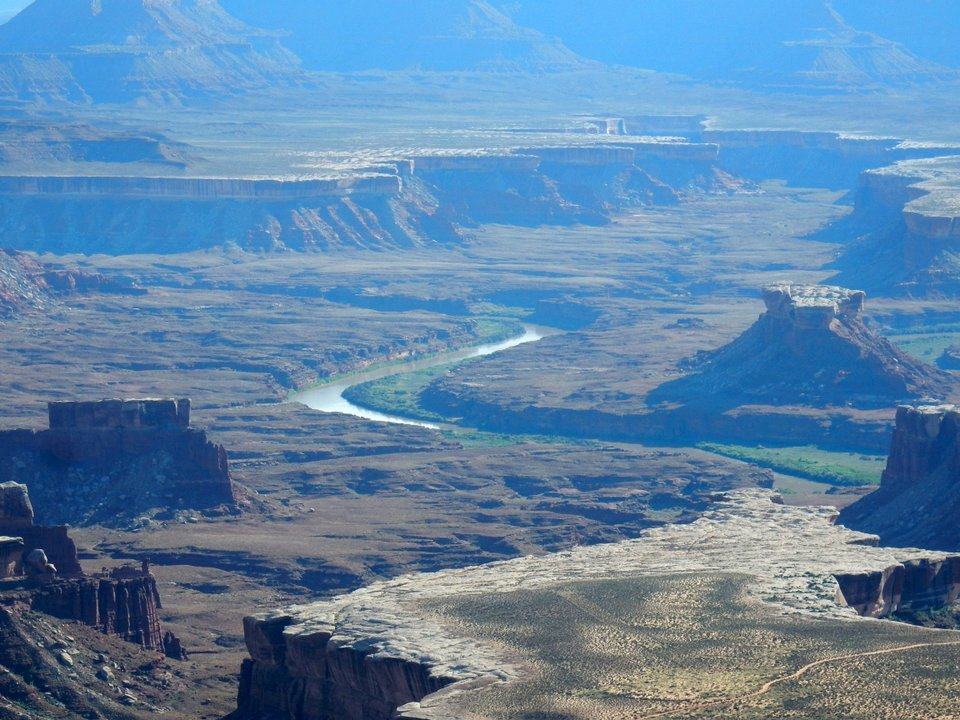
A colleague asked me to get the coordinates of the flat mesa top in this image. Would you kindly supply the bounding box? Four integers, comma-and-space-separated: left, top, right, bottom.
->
762, 284, 866, 318
259, 490, 952, 686
763, 284, 863, 307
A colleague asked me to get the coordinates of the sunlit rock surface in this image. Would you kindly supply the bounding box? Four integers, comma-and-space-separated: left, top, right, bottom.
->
833, 155, 960, 294
649, 284, 954, 409
235, 490, 960, 720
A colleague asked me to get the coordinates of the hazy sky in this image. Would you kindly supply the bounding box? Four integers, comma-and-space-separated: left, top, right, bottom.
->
0, 1, 27, 22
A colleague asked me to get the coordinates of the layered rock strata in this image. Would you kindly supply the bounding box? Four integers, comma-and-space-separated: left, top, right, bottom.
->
840, 404, 960, 549
832, 155, 960, 294
28, 568, 165, 650
0, 482, 179, 655
0, 138, 733, 254
649, 284, 954, 409
233, 490, 960, 720
0, 247, 143, 317
0, 399, 236, 525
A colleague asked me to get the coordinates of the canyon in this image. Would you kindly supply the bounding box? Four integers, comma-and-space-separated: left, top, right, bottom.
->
0, 124, 956, 257
418, 283, 958, 452
234, 490, 960, 720
0, 3, 958, 718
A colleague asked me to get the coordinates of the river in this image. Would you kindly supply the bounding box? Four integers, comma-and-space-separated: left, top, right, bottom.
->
292, 324, 552, 429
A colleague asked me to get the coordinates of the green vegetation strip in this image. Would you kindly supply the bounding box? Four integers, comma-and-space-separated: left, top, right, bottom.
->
343, 362, 455, 423
293, 316, 524, 397
697, 442, 885, 487
342, 316, 525, 422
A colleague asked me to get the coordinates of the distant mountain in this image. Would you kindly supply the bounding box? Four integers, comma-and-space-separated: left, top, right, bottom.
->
506, 0, 956, 87
0, 0, 305, 103
833, 0, 960, 68
220, 0, 584, 72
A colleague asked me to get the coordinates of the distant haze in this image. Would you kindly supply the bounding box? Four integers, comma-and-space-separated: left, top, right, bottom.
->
0, 1, 26, 23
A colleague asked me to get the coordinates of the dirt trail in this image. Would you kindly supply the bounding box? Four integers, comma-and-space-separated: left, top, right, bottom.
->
636, 639, 960, 719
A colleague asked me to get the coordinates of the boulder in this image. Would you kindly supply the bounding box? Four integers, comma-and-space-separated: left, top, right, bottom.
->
0, 482, 34, 529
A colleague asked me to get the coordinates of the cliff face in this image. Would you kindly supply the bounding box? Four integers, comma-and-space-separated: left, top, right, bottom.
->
235, 615, 452, 720
0, 399, 236, 526
29, 571, 164, 650
0, 139, 734, 255
0, 481, 83, 576
832, 157, 960, 295
0, 481, 180, 659
835, 556, 960, 617
648, 284, 954, 409
232, 491, 960, 720
840, 405, 960, 549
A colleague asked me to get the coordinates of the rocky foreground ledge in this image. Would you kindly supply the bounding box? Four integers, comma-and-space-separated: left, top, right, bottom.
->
233, 490, 960, 720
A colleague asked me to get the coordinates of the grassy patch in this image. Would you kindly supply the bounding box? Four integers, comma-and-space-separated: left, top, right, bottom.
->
441, 427, 597, 448
697, 442, 885, 487
340, 316, 526, 422
888, 332, 960, 363
343, 362, 456, 423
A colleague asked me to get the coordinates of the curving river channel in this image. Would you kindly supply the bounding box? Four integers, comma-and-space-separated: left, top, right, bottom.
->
292, 324, 552, 429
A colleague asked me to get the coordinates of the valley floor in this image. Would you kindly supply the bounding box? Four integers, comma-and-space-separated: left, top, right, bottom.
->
0, 183, 956, 718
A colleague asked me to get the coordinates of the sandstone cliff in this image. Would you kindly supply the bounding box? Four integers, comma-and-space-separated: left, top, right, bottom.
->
0, 138, 735, 255
832, 156, 960, 295
0, 481, 82, 577
0, 399, 236, 526
840, 405, 960, 549
28, 570, 165, 651
232, 490, 960, 720
0, 481, 181, 658
649, 284, 954, 410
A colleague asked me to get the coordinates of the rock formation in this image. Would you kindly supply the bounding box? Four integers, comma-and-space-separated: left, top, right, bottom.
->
0, 140, 730, 255
831, 156, 960, 295
0, 248, 144, 317
2, 128, 954, 257
0, 399, 237, 526
28, 567, 165, 650
0, 482, 181, 656
0, 481, 82, 576
232, 490, 960, 720
0, 536, 23, 579
840, 404, 960, 549
649, 284, 954, 409
0, 0, 307, 104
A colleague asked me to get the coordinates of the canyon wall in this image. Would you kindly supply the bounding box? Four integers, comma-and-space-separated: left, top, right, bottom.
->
29, 569, 165, 650
0, 481, 82, 576
835, 556, 960, 617
1, 130, 955, 258
831, 158, 960, 294
0, 481, 181, 656
840, 405, 960, 549
233, 613, 452, 720
231, 491, 960, 720
0, 136, 733, 255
